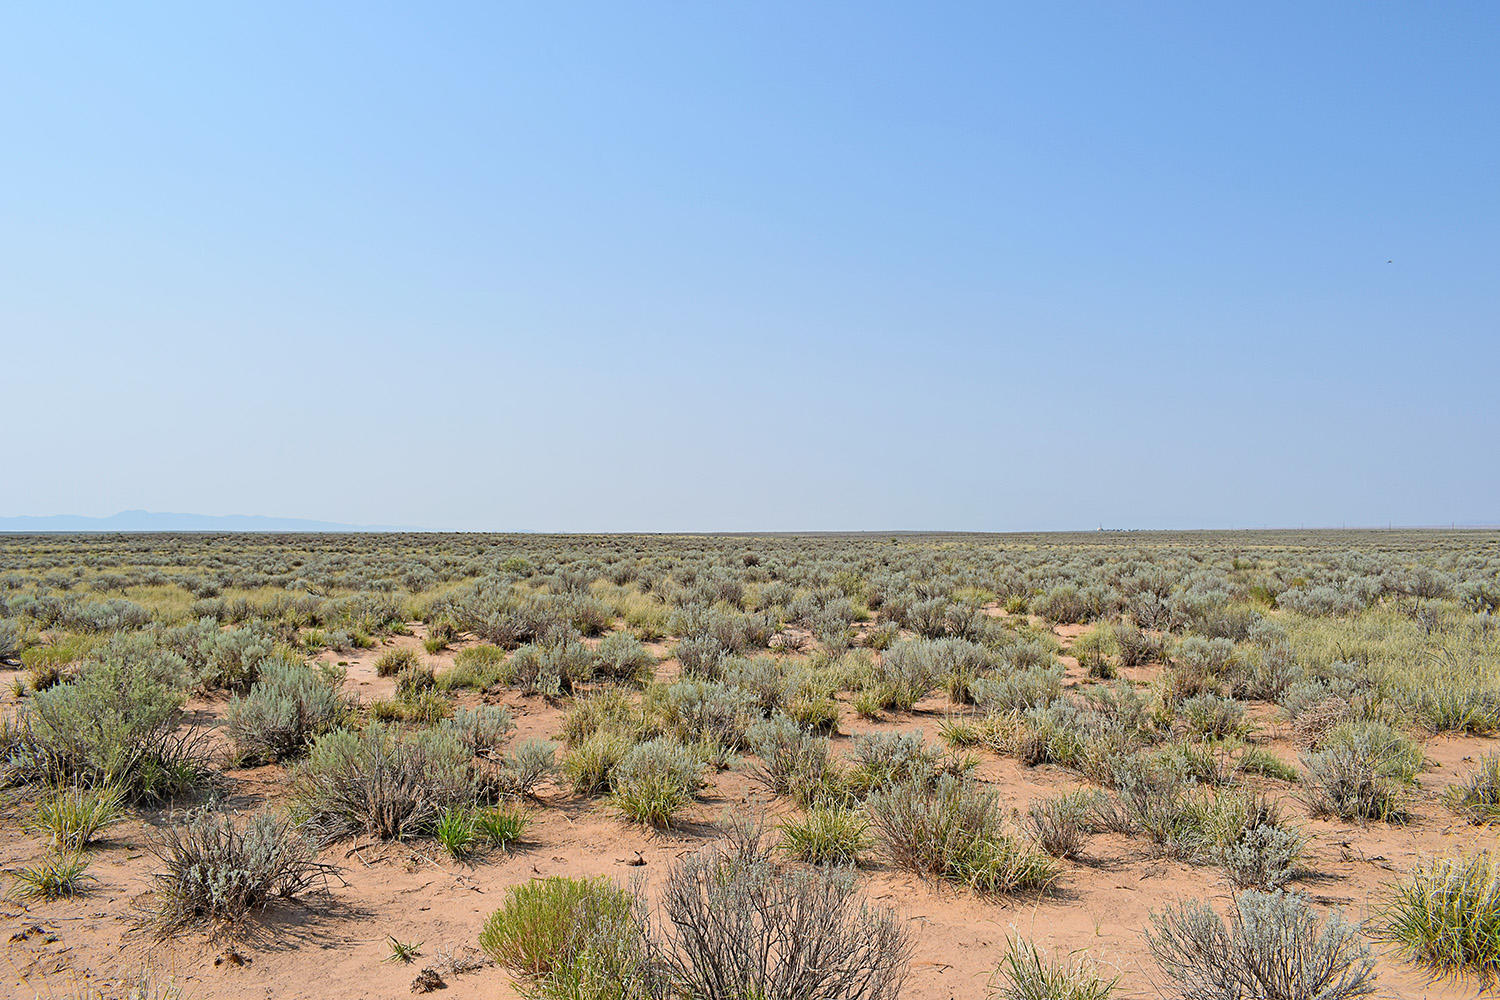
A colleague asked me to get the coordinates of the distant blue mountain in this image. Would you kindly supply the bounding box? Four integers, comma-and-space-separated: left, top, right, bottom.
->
0, 510, 420, 532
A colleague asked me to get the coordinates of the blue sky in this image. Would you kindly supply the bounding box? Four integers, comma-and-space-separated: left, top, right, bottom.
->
3, 3, 1496, 531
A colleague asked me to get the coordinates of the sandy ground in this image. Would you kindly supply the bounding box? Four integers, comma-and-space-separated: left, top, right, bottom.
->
2, 623, 1496, 1000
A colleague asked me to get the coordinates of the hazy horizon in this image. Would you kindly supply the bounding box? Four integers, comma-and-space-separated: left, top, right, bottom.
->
1, 509, 1496, 535
5, 4, 1496, 532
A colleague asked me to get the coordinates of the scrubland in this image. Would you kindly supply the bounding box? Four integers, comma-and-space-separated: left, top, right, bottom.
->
0, 528, 1498, 999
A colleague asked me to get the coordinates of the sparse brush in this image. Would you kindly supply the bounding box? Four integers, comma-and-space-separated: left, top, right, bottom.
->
387, 936, 423, 963
747, 714, 846, 806
1378, 852, 1500, 985
10, 853, 95, 901
1444, 752, 1500, 824
374, 647, 421, 677
1300, 745, 1407, 823
845, 730, 943, 797
225, 658, 350, 764
289, 724, 479, 841
989, 936, 1117, 1000
651, 820, 910, 1000
1071, 627, 1118, 681
64, 967, 183, 1000
1024, 790, 1100, 860
1179, 694, 1249, 739
1319, 720, 1424, 783
444, 705, 515, 758
146, 807, 336, 934
1147, 890, 1375, 1000
1213, 821, 1306, 891
28, 782, 125, 851
8, 639, 212, 802
778, 806, 871, 866
499, 738, 559, 798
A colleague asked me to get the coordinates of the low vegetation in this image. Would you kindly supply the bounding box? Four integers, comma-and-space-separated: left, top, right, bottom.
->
0, 528, 1496, 995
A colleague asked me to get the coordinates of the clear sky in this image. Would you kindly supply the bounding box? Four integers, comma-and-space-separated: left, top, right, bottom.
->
3, 3, 1496, 531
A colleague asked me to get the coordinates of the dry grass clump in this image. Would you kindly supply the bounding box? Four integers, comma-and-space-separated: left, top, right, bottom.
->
989, 936, 1117, 1000
778, 806, 871, 866
610, 737, 705, 828
1443, 751, 1500, 824
1378, 852, 1500, 985
27, 782, 125, 851
868, 775, 1059, 894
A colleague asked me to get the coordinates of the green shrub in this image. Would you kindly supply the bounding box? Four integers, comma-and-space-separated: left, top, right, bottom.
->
1236, 747, 1300, 782
1179, 694, 1249, 739
845, 730, 943, 798
374, 647, 421, 677
478, 876, 641, 988
394, 663, 437, 701
565, 729, 637, 796
786, 692, 840, 734
593, 631, 654, 682
441, 644, 508, 689
434, 806, 479, 859
473, 806, 528, 848
8, 638, 209, 801
1319, 720, 1423, 783
1071, 627, 1118, 680
659, 679, 758, 754
562, 687, 648, 745
747, 715, 844, 806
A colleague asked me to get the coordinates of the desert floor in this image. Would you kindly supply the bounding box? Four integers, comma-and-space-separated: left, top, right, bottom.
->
2, 616, 1494, 1000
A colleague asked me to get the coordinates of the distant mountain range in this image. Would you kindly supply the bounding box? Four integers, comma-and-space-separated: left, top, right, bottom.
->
0, 510, 420, 533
